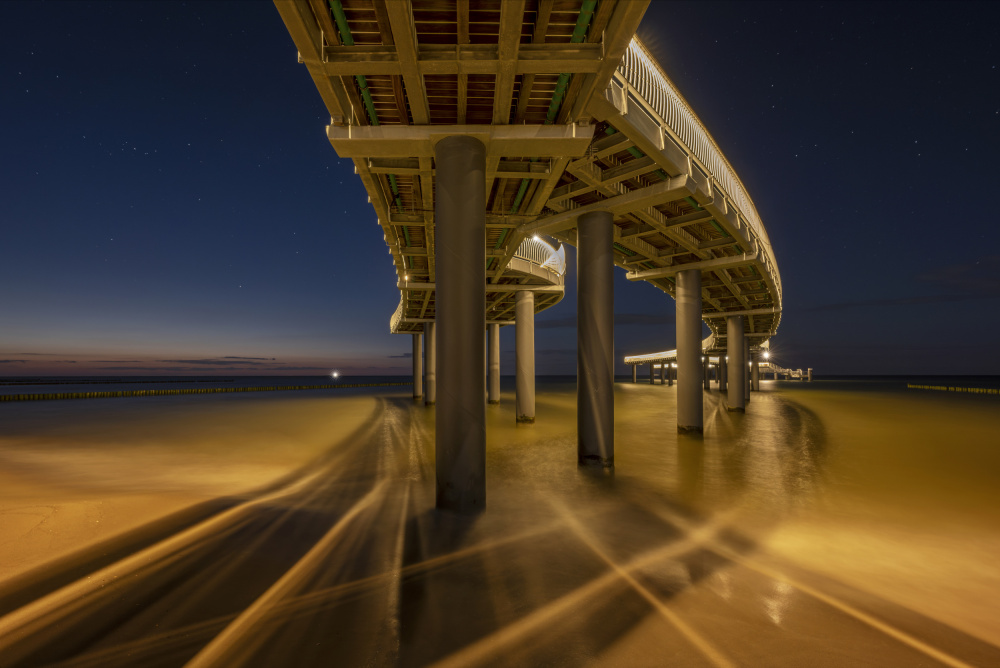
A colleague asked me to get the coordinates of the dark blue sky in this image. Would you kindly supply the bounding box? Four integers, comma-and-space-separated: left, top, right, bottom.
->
2, 1, 998, 376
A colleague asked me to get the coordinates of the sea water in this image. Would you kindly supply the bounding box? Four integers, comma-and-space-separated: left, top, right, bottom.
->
0, 375, 998, 665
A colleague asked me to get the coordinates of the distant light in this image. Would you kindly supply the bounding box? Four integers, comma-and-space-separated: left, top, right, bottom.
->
763, 351, 770, 359
404, 274, 409, 281
331, 371, 340, 378
532, 235, 540, 241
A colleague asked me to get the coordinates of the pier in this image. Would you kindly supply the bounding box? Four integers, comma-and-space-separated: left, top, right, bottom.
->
275, 0, 782, 511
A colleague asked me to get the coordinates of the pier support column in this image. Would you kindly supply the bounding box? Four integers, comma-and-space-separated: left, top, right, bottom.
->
412, 333, 423, 400
515, 291, 535, 421
487, 323, 501, 404
726, 316, 745, 412
577, 210, 614, 466
668, 363, 674, 386
720, 356, 727, 391
676, 269, 703, 433
435, 135, 485, 513
632, 365, 637, 383
660, 364, 665, 385
744, 340, 751, 404
649, 362, 655, 384
703, 355, 711, 391
751, 354, 760, 392
425, 322, 436, 405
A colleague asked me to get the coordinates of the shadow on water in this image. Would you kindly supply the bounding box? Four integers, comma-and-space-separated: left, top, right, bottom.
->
10, 387, 994, 667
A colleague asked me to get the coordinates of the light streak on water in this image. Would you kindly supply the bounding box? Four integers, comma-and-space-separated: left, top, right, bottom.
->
0, 379, 998, 665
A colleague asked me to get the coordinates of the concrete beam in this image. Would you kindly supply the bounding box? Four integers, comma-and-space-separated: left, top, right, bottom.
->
521, 175, 694, 236
625, 252, 759, 281
398, 282, 563, 293
383, 1, 430, 124
493, 0, 525, 124
567, 0, 651, 122
314, 42, 604, 77
702, 307, 781, 319
328, 124, 594, 159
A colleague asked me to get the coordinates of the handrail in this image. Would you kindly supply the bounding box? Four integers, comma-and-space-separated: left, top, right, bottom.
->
513, 237, 566, 276
389, 294, 404, 333
624, 335, 716, 364
391, 238, 564, 333
616, 38, 781, 307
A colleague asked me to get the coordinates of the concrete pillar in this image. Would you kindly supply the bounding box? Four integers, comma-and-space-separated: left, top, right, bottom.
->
676, 269, 703, 433
660, 363, 665, 385
425, 322, 436, 405
668, 364, 674, 387
726, 316, 745, 412
703, 355, 710, 391
412, 333, 423, 399
751, 354, 760, 392
515, 291, 535, 422
631, 365, 637, 383
720, 356, 727, 391
744, 339, 751, 403
577, 209, 614, 466
487, 322, 501, 404
647, 362, 653, 384
434, 135, 485, 513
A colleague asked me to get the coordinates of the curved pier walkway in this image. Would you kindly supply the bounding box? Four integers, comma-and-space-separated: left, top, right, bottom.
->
276, 0, 784, 511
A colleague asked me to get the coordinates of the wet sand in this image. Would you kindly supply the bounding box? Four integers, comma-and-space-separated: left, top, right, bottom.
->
0, 382, 998, 666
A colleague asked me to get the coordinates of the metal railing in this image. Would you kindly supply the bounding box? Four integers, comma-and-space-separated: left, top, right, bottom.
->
624, 335, 716, 364
389, 294, 404, 333
391, 238, 565, 333
513, 237, 567, 275
616, 38, 781, 305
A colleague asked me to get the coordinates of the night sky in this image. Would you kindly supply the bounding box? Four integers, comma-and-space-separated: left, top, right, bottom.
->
2, 1, 998, 377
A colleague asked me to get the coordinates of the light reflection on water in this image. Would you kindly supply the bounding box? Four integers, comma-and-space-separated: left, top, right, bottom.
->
0, 379, 998, 666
